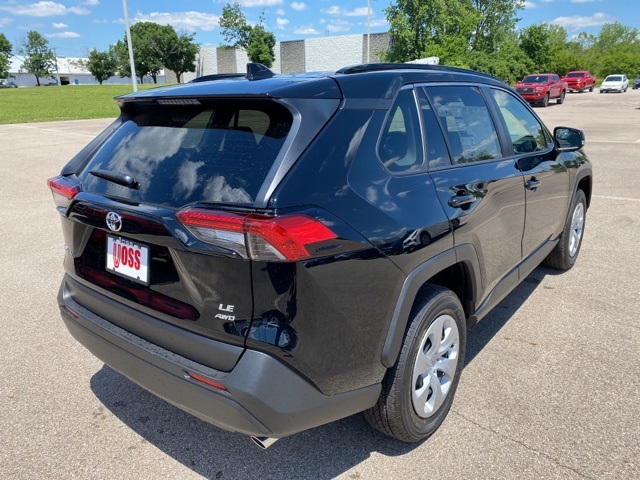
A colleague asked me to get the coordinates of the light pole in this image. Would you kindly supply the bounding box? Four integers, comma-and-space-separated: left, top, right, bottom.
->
122, 0, 137, 92
367, 0, 371, 63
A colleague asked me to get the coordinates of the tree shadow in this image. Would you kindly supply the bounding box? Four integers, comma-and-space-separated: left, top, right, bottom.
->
90, 265, 555, 479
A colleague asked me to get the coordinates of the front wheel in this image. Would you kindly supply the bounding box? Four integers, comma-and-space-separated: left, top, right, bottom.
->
543, 189, 587, 270
364, 286, 466, 442
541, 93, 550, 107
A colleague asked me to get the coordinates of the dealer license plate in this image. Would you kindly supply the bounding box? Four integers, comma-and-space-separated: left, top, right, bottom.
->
106, 235, 149, 284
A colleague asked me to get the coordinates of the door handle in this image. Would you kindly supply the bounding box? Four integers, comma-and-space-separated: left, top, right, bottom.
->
448, 193, 476, 208
525, 178, 541, 190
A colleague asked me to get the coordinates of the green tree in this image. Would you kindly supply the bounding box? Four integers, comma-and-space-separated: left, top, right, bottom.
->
245, 25, 276, 67
591, 23, 640, 78
383, 0, 477, 64
469, 35, 533, 84
519, 23, 553, 72
0, 33, 12, 79
146, 26, 199, 83
17, 30, 56, 86
471, 0, 524, 53
219, 1, 252, 49
114, 22, 164, 83
85, 47, 117, 84
219, 2, 276, 67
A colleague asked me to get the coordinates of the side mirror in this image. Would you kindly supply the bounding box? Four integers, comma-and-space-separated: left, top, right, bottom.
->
554, 126, 585, 152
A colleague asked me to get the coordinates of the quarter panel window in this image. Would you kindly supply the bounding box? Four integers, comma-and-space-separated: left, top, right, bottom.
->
378, 89, 424, 174
425, 86, 502, 164
491, 89, 550, 154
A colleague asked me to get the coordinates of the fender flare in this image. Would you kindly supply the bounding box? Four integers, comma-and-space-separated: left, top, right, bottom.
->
381, 244, 482, 368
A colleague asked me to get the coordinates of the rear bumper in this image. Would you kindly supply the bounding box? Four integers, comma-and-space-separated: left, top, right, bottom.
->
58, 275, 380, 437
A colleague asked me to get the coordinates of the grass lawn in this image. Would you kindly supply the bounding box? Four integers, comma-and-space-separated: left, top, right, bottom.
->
0, 84, 163, 124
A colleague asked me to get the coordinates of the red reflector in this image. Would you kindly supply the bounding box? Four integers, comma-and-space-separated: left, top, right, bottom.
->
47, 176, 80, 200
63, 306, 80, 318
187, 371, 228, 391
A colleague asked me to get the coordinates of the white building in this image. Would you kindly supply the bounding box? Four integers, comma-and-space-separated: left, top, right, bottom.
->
7, 56, 164, 87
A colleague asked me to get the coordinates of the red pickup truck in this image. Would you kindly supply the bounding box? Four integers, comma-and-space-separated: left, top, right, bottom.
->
515, 73, 567, 107
561, 71, 596, 93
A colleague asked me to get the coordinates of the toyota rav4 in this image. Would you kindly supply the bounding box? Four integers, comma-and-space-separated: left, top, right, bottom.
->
49, 63, 592, 448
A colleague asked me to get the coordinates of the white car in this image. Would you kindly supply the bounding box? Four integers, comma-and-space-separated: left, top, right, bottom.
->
600, 74, 629, 93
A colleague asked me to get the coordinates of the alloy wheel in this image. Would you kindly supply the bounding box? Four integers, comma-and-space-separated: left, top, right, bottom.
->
412, 314, 460, 418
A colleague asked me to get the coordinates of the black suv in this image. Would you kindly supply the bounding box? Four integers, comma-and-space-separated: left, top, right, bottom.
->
49, 63, 592, 448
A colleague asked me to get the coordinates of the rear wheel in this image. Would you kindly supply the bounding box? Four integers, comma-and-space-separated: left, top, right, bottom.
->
557, 90, 566, 104
589, 85, 594, 92
543, 189, 587, 270
364, 286, 466, 442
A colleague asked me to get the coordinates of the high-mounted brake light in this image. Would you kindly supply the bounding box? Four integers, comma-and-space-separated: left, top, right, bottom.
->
176, 207, 338, 262
47, 176, 80, 209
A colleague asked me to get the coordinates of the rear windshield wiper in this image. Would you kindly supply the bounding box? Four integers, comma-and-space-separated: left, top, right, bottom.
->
89, 169, 139, 189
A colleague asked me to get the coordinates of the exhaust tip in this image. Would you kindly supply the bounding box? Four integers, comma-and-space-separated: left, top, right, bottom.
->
251, 436, 279, 449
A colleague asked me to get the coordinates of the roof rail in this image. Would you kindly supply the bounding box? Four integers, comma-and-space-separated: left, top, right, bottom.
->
336, 62, 499, 81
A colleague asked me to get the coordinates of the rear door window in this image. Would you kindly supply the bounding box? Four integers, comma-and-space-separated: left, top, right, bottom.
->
78, 99, 293, 207
425, 86, 502, 164
417, 89, 451, 170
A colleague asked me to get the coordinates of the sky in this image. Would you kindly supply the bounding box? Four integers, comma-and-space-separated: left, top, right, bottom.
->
0, 0, 638, 59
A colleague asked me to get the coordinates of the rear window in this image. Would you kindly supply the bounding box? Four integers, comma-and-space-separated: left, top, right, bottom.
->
78, 99, 293, 207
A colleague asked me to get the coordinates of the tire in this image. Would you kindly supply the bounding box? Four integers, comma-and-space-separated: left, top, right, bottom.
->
543, 189, 587, 270
589, 85, 594, 92
364, 285, 466, 442
541, 93, 549, 107
557, 90, 565, 104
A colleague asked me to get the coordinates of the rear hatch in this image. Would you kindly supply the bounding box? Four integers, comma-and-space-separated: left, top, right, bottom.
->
52, 92, 338, 370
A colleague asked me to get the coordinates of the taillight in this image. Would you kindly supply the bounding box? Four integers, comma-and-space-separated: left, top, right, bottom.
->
176, 207, 338, 262
47, 176, 80, 209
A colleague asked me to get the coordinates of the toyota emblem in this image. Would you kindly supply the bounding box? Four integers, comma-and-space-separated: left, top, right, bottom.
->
106, 212, 123, 232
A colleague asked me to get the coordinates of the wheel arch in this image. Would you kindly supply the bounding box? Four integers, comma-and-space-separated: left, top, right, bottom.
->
381, 245, 481, 368
576, 173, 592, 208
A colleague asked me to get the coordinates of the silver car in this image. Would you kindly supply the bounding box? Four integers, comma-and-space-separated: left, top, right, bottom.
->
600, 74, 629, 93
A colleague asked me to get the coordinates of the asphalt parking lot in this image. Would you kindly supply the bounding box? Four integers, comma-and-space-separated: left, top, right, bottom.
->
1, 88, 638, 479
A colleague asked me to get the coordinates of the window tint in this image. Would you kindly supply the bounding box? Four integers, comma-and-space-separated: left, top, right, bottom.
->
492, 89, 550, 154
378, 89, 424, 174
426, 86, 502, 164
78, 100, 292, 207
417, 89, 451, 169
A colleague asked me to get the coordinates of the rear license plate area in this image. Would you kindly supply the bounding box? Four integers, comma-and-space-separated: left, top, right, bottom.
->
106, 235, 149, 285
